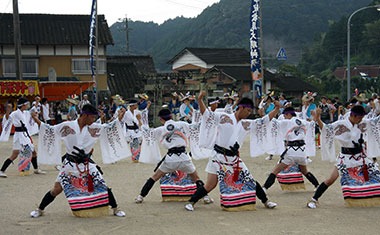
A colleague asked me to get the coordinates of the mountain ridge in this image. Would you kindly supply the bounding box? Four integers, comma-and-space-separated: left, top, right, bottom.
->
108, 0, 372, 71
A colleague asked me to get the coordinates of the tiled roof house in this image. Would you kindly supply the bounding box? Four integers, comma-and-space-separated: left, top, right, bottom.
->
107, 55, 156, 99
167, 47, 316, 100
0, 13, 113, 101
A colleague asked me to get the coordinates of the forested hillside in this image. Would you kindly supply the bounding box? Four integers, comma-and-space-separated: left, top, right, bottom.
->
108, 0, 372, 71
297, 1, 380, 97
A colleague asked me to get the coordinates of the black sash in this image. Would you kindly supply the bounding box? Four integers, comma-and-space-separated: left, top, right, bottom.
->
153, 146, 186, 172
285, 140, 305, 147
126, 122, 139, 130
14, 126, 27, 132
18, 121, 33, 144
167, 146, 186, 156
341, 147, 362, 155
214, 144, 238, 156
64, 153, 94, 164
279, 140, 306, 160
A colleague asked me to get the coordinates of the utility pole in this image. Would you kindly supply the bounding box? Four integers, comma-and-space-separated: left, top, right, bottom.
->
13, 0, 22, 80
95, 3, 99, 108
346, 5, 380, 101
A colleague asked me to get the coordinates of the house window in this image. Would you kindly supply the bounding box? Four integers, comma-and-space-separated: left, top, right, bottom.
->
2, 59, 39, 77
72, 58, 106, 75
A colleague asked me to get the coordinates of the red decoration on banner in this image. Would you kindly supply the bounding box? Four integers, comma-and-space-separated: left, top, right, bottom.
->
0, 81, 39, 96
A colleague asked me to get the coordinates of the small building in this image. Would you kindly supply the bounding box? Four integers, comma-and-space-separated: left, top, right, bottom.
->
168, 47, 250, 72
265, 73, 318, 106
0, 13, 113, 102
166, 47, 251, 96
147, 47, 317, 110
107, 55, 157, 100
333, 65, 380, 80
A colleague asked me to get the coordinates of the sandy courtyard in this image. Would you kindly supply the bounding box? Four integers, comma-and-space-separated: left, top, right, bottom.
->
1, 135, 379, 235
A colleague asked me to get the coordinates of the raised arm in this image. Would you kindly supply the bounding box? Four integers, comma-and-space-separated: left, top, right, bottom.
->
117, 106, 127, 122
146, 100, 151, 110
197, 90, 207, 115
31, 111, 42, 127
314, 107, 324, 129
135, 113, 143, 127
268, 100, 280, 120
231, 96, 239, 111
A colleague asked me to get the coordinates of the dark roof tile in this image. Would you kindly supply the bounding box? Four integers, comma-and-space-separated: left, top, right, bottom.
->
0, 13, 113, 45
107, 55, 156, 74
273, 76, 317, 92
209, 65, 251, 82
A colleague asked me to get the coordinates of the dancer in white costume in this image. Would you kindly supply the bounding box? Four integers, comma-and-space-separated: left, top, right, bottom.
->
0, 98, 44, 178
307, 105, 380, 208
262, 107, 319, 192
30, 104, 129, 218
185, 91, 279, 211
136, 108, 212, 204
121, 99, 149, 162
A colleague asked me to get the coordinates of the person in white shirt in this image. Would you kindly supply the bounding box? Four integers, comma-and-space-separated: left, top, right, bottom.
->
31, 95, 42, 120
0, 98, 45, 178
262, 107, 319, 192
78, 94, 91, 111
1, 103, 13, 127
29, 104, 127, 218
0, 103, 14, 141
122, 99, 145, 162
185, 91, 279, 211
41, 97, 52, 124
307, 105, 380, 209
372, 93, 380, 116
135, 108, 212, 204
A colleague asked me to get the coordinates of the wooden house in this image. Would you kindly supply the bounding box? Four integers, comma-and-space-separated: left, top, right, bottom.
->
0, 13, 113, 102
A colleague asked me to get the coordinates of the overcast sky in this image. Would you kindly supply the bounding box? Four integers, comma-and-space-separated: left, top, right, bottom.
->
0, 0, 220, 25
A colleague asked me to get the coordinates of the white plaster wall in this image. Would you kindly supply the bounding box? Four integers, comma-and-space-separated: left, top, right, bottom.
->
172, 51, 208, 70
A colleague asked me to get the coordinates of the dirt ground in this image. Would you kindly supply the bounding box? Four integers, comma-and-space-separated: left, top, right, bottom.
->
1, 135, 380, 235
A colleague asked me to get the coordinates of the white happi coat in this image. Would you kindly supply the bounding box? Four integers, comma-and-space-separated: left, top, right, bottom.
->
139, 119, 191, 164
199, 109, 241, 151
224, 104, 234, 114
12, 109, 32, 147
199, 109, 272, 157
121, 108, 142, 142
0, 113, 13, 142
321, 115, 380, 164
0, 109, 38, 146
186, 110, 212, 160
199, 110, 260, 210
270, 117, 315, 157
38, 119, 131, 165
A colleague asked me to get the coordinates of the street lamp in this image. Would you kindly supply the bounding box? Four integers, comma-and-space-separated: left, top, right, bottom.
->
347, 4, 380, 101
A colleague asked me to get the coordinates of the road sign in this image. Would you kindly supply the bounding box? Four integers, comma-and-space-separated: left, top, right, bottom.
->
276, 47, 287, 60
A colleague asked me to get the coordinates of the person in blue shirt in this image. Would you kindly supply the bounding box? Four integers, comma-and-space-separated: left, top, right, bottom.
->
138, 93, 149, 110
258, 95, 275, 117
168, 92, 181, 120
179, 95, 193, 123
190, 95, 199, 110
279, 94, 288, 114
301, 93, 317, 121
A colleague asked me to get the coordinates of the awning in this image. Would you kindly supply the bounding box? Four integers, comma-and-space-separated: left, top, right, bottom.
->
39, 81, 94, 101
